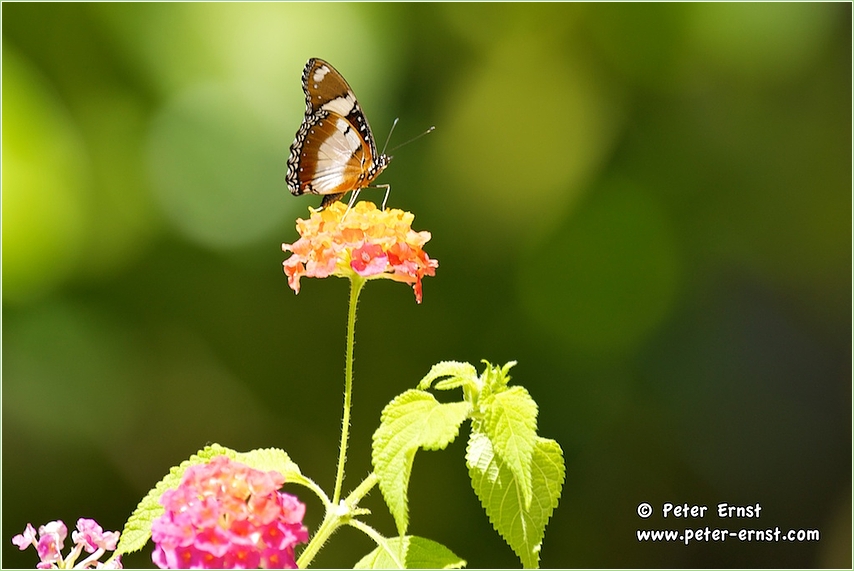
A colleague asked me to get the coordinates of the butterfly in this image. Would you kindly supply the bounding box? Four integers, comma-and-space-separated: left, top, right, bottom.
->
286, 58, 391, 210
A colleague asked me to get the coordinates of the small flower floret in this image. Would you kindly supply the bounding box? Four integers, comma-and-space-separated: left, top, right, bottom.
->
12, 519, 122, 569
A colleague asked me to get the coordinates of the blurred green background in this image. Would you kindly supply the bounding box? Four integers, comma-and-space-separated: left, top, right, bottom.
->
3, 3, 851, 568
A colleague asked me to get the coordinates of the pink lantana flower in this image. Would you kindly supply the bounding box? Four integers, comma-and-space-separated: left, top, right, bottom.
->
282, 201, 438, 303
12, 519, 122, 569
150, 456, 308, 569
73, 519, 119, 554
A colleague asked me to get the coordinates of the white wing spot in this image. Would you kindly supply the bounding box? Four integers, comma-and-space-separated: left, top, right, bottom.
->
313, 66, 330, 83
322, 94, 356, 117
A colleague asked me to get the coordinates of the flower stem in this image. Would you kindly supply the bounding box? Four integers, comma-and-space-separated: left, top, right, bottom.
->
296, 473, 379, 569
298, 277, 374, 569
347, 471, 379, 505
296, 508, 336, 569
333, 275, 366, 507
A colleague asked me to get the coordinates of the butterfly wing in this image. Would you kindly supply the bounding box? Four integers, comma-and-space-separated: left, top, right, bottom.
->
286, 58, 389, 200
301, 58, 356, 117
291, 110, 376, 195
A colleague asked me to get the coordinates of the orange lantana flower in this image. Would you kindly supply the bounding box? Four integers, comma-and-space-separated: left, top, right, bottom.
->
282, 202, 438, 303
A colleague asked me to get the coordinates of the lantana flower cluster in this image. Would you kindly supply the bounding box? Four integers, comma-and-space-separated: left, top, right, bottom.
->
150, 456, 308, 569
12, 518, 121, 569
282, 201, 438, 303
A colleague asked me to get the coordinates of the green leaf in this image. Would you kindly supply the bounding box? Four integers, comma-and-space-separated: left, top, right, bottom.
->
417, 361, 478, 391
233, 447, 309, 489
372, 390, 471, 535
115, 443, 236, 556
467, 433, 565, 569
355, 535, 467, 569
480, 360, 517, 396
480, 385, 538, 508
233, 447, 301, 477
234, 447, 322, 502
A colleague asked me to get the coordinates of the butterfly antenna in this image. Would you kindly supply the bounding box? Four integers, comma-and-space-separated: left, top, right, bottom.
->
381, 118, 400, 156
388, 125, 435, 153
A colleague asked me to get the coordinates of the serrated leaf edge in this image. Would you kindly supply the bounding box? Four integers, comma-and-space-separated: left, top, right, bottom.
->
466, 433, 564, 569
417, 361, 478, 390
354, 535, 467, 569
372, 391, 470, 536
482, 386, 538, 509
115, 444, 236, 556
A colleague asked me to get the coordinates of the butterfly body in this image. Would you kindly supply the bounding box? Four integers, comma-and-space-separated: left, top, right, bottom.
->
286, 58, 390, 209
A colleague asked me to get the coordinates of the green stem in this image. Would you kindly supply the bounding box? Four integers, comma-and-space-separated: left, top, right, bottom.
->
297, 278, 373, 569
333, 275, 366, 507
346, 471, 379, 505
296, 473, 379, 568
296, 509, 337, 569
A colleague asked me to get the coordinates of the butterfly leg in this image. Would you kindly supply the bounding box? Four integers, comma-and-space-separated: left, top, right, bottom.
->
341, 189, 362, 221
379, 184, 391, 211
346, 189, 362, 211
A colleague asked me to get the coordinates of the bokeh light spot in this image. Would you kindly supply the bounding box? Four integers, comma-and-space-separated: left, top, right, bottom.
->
687, 3, 835, 82
2, 45, 90, 304
147, 82, 290, 249
432, 35, 622, 254
518, 179, 680, 357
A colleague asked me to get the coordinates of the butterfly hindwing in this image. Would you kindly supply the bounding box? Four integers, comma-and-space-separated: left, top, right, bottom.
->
286, 58, 390, 204
295, 110, 372, 194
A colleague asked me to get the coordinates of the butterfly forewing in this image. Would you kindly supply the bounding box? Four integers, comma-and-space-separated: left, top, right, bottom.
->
302, 59, 354, 115
286, 58, 390, 205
